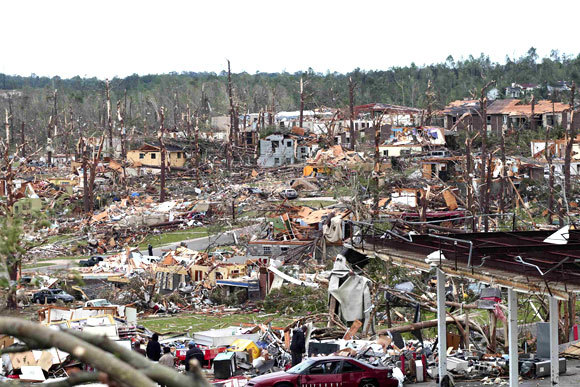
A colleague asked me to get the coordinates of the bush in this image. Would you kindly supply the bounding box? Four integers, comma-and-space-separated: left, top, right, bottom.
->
262, 285, 327, 315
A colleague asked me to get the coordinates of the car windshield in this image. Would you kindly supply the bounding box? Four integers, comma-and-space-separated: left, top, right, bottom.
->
52, 290, 64, 294
92, 300, 110, 306
287, 359, 317, 374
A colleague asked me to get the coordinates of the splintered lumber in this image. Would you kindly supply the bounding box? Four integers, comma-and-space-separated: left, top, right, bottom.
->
443, 189, 458, 211
343, 320, 362, 340
377, 314, 467, 335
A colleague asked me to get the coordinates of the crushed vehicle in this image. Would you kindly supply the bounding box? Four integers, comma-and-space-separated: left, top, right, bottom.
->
79, 255, 105, 267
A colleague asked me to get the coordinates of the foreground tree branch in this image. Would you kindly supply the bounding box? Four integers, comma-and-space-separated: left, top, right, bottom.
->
0, 317, 157, 387
65, 328, 206, 387
9, 371, 103, 387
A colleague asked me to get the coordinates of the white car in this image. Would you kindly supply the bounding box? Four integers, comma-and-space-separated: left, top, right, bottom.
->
84, 299, 112, 307
279, 188, 298, 200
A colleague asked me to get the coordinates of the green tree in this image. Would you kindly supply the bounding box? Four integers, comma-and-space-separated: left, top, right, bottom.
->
0, 216, 26, 309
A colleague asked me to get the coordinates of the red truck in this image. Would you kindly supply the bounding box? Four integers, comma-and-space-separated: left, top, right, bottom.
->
247, 356, 398, 387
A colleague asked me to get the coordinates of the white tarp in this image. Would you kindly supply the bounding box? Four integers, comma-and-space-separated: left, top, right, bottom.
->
267, 265, 319, 288
328, 254, 374, 334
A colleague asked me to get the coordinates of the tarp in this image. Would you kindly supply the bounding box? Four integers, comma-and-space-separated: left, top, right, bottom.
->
328, 255, 374, 334
323, 215, 343, 243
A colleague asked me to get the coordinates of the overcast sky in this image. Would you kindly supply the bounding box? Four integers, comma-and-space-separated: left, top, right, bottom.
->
3, 0, 579, 79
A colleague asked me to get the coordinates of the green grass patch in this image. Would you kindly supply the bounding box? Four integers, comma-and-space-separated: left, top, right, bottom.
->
23, 262, 54, 269
39, 255, 88, 262
140, 312, 295, 334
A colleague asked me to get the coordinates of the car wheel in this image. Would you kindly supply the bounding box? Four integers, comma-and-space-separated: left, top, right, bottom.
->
359, 379, 378, 387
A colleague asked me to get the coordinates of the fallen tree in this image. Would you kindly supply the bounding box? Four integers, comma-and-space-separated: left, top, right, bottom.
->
0, 317, 208, 387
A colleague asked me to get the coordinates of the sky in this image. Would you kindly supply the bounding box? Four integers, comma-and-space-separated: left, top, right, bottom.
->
2, 0, 580, 79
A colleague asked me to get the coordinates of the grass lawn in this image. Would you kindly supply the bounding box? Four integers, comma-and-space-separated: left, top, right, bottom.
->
39, 255, 88, 262
23, 262, 54, 269
140, 312, 295, 334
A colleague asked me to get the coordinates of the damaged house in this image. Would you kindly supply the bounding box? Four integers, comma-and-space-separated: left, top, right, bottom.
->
258, 133, 318, 167
127, 144, 187, 168
486, 99, 573, 133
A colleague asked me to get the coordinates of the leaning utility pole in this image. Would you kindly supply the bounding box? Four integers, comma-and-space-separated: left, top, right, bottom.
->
348, 76, 357, 150
564, 82, 577, 199
158, 107, 167, 203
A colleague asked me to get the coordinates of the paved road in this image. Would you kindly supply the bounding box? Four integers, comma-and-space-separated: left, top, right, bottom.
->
151, 224, 261, 256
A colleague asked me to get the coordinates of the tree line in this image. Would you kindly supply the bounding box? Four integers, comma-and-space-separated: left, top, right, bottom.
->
0, 48, 579, 143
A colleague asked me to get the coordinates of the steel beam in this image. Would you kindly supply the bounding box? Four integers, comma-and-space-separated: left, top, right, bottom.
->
436, 268, 447, 383
549, 296, 559, 386
508, 288, 518, 387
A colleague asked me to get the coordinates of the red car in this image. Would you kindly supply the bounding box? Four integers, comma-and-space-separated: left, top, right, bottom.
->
247, 356, 398, 387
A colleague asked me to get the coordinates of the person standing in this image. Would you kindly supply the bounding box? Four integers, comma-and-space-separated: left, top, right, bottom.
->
184, 340, 205, 372
146, 333, 162, 361
290, 325, 306, 366
159, 347, 175, 368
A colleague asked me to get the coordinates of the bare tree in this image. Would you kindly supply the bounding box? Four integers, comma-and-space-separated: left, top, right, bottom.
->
348, 76, 357, 150
47, 89, 58, 165
423, 79, 436, 125
105, 79, 113, 156
158, 107, 167, 202
226, 60, 234, 170
299, 76, 305, 128
564, 82, 577, 199
477, 80, 495, 229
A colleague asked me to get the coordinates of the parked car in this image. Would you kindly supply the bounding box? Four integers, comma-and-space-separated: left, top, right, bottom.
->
279, 188, 298, 200
247, 356, 397, 387
79, 256, 105, 267
84, 299, 112, 307
32, 289, 75, 304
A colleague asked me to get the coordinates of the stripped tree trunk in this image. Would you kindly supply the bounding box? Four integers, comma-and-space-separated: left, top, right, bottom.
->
105, 79, 113, 156
530, 95, 536, 131
88, 134, 106, 212
348, 76, 356, 150
158, 107, 167, 203
565, 82, 576, 199
194, 114, 201, 185
478, 81, 495, 223
299, 76, 305, 129
47, 89, 58, 165
227, 60, 234, 170
20, 121, 25, 157
499, 130, 507, 213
